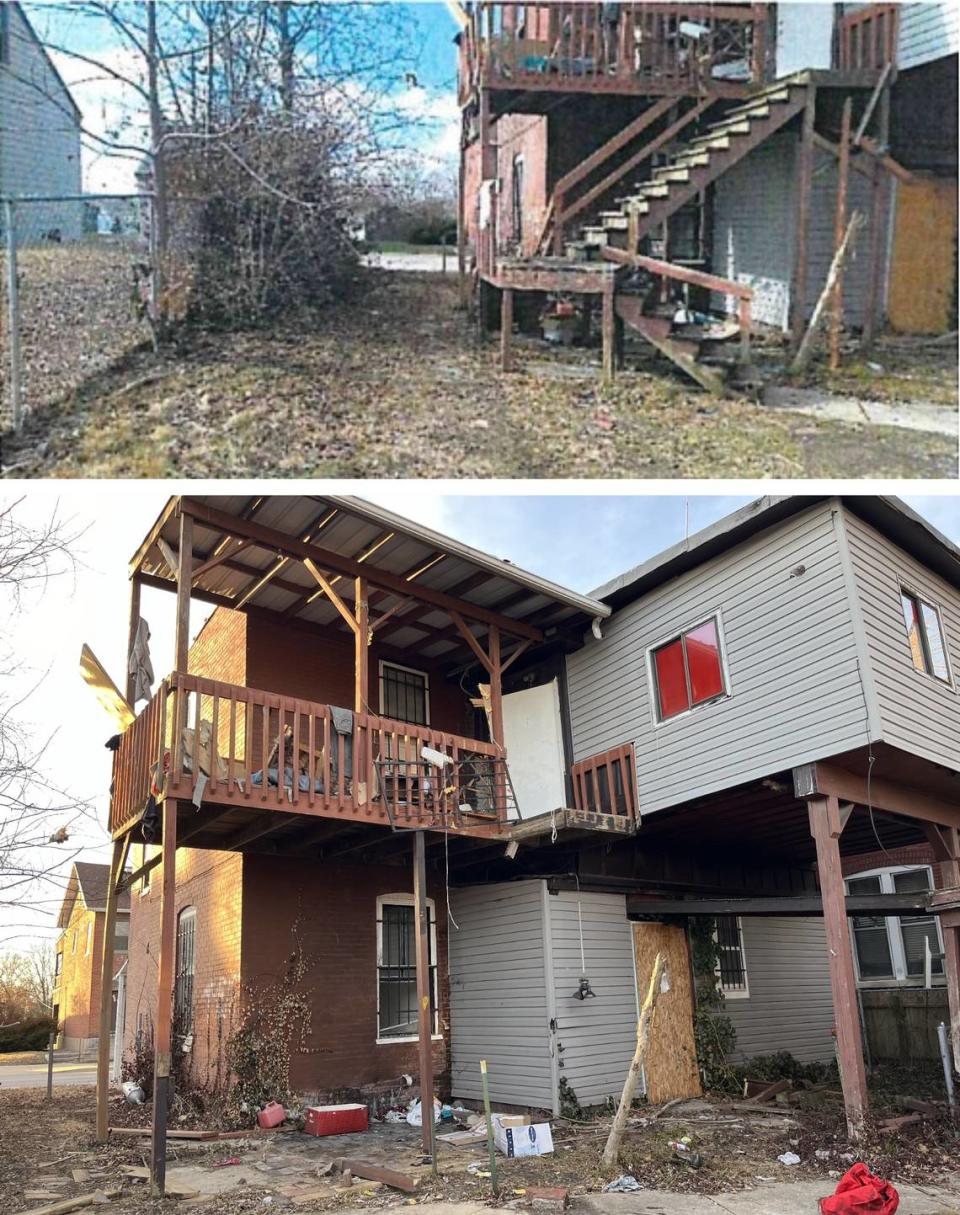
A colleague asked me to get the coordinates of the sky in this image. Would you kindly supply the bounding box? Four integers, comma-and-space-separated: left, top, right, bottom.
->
2, 486, 958, 956
24, 1, 462, 194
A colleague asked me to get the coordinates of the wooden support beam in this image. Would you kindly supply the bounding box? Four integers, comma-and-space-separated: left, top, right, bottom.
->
355, 576, 369, 715
174, 513, 193, 672
500, 287, 514, 372
927, 826, 960, 1069
862, 84, 890, 350
794, 761, 960, 831
809, 795, 867, 1139
303, 559, 360, 635
150, 799, 179, 1196
853, 61, 893, 146
829, 97, 853, 372
191, 538, 252, 582
601, 247, 753, 299
413, 832, 435, 1159
601, 277, 616, 385
450, 611, 494, 673
95, 836, 126, 1142
626, 892, 933, 918
790, 87, 816, 346
124, 575, 142, 706
488, 624, 504, 753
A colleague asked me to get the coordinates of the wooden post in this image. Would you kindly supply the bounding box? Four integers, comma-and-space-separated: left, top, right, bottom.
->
96, 837, 125, 1142
125, 574, 142, 705
809, 795, 867, 1139
354, 576, 369, 714
601, 278, 616, 384
862, 85, 891, 350
150, 798, 179, 1195
789, 87, 816, 349
500, 287, 514, 371
552, 191, 565, 256
174, 512, 193, 672
413, 832, 435, 1158
933, 828, 960, 1071
829, 97, 853, 372
739, 296, 752, 364
487, 624, 504, 752
458, 110, 469, 310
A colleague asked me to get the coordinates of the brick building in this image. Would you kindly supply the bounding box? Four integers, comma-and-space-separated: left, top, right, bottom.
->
54, 863, 130, 1054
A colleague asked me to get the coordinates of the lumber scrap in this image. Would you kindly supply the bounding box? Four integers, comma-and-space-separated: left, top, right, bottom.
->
878, 1113, 923, 1133
788, 210, 865, 374
22, 1190, 123, 1215
747, 1078, 793, 1103
334, 1159, 418, 1193
615, 297, 727, 395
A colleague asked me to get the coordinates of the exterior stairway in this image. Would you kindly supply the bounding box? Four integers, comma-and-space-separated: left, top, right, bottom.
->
580, 80, 810, 252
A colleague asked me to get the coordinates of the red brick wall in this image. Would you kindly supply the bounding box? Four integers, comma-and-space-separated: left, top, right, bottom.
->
188, 607, 247, 684
496, 115, 548, 258
240, 854, 452, 1100
55, 905, 127, 1045
842, 842, 943, 888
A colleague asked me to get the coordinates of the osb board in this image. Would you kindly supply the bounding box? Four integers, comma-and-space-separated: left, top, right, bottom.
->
888, 177, 958, 334
632, 922, 702, 1104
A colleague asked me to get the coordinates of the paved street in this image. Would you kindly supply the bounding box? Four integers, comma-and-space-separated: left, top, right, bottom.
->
0, 1060, 98, 1088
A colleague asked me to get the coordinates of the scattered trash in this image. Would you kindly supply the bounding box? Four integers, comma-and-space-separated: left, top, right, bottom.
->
304, 1103, 369, 1136
603, 1175, 642, 1193
405, 1098, 442, 1127
494, 1120, 554, 1158
121, 1080, 144, 1105
384, 1109, 406, 1123
819, 1163, 900, 1214
467, 1163, 491, 1178
257, 1101, 286, 1129
815, 1149, 833, 1161
778, 1151, 801, 1166
213, 1157, 242, 1168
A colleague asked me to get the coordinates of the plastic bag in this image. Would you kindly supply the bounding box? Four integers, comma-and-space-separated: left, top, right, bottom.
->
819, 1163, 900, 1214
405, 1098, 442, 1127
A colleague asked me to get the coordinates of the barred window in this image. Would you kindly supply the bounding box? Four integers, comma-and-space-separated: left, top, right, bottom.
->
380, 662, 429, 726
174, 907, 196, 1034
376, 896, 437, 1041
715, 915, 748, 997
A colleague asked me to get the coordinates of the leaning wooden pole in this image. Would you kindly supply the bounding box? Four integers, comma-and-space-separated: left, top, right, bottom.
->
413, 831, 435, 1159
150, 798, 179, 1196
829, 97, 853, 371
789, 211, 865, 375
602, 951, 667, 1167
95, 837, 126, 1142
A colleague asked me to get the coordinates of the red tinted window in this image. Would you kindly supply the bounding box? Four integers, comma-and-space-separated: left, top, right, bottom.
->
685, 619, 724, 704
653, 617, 726, 721
654, 638, 688, 720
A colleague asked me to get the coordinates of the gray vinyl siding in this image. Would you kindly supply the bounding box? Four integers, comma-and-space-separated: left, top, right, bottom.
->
897, 3, 959, 71
843, 510, 960, 772
710, 133, 796, 330
566, 501, 870, 816
723, 917, 836, 1063
0, 4, 83, 238
547, 890, 639, 1107
448, 881, 555, 1110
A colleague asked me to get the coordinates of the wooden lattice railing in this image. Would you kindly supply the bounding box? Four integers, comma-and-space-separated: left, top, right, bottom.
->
571, 742, 639, 820
836, 3, 899, 71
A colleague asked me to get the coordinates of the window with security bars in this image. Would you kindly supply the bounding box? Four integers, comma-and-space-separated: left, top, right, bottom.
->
847, 867, 944, 984
900, 589, 951, 683
377, 898, 437, 1040
715, 915, 748, 997
174, 907, 196, 1033
380, 663, 429, 726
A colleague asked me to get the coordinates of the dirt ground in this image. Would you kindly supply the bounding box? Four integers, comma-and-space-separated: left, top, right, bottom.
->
2, 1084, 957, 1215
1, 255, 956, 479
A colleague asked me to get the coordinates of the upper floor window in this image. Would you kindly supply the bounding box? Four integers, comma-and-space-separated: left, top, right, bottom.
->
380, 661, 429, 727
651, 615, 726, 721
54, 951, 63, 978
114, 917, 130, 955
715, 915, 749, 998
846, 866, 943, 985
900, 589, 950, 684
85, 922, 93, 956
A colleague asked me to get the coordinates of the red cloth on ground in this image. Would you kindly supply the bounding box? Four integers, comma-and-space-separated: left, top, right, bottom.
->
819, 1163, 900, 1214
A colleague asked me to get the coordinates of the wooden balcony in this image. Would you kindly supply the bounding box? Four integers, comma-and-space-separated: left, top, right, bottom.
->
836, 3, 899, 72
459, 2, 768, 105
571, 742, 639, 822
110, 673, 511, 843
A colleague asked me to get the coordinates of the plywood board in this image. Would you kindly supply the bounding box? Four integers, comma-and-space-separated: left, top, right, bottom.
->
632, 922, 702, 1103
888, 177, 958, 334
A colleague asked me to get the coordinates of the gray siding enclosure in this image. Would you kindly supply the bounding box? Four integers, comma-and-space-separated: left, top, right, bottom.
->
566, 501, 871, 816
724, 917, 836, 1063
0, 3, 83, 238
548, 890, 639, 1108
711, 136, 882, 331
897, 3, 959, 72
449, 883, 639, 1113
449, 882, 555, 1110
844, 510, 960, 772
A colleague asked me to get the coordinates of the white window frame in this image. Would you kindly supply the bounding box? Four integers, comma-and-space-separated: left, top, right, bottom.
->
714, 915, 749, 999
846, 864, 945, 986
375, 893, 442, 1045
897, 580, 954, 688
379, 661, 431, 727
85, 921, 93, 956
645, 609, 732, 728
139, 843, 153, 895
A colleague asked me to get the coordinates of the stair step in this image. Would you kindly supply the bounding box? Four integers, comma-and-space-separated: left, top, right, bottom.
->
707, 105, 768, 131
635, 182, 671, 199
725, 89, 790, 118
581, 227, 609, 246
652, 166, 691, 184
672, 151, 711, 169
598, 212, 630, 229
688, 133, 731, 152
698, 117, 752, 141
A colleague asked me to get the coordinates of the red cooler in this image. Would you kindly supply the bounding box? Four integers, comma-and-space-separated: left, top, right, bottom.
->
304, 1103, 369, 1137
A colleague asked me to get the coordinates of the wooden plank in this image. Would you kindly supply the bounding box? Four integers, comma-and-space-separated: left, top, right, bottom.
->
809, 795, 867, 1139
150, 797, 179, 1195
615, 296, 727, 394
790, 87, 816, 346
174, 513, 192, 672
829, 96, 853, 372
413, 832, 434, 1158
355, 577, 369, 714
862, 84, 890, 349
334, 1161, 417, 1194
95, 836, 125, 1142
500, 287, 514, 372
603, 246, 753, 299
631, 922, 701, 1103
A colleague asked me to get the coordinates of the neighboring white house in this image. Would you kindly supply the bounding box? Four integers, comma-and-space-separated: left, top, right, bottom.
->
0, 2, 83, 239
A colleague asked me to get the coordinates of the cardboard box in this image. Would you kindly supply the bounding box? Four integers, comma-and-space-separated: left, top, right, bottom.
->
496, 1115, 531, 1128
494, 1121, 554, 1158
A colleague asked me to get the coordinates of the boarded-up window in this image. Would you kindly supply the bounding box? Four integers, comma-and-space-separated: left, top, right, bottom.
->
900, 590, 950, 682
376, 896, 437, 1040
652, 617, 726, 721
174, 907, 196, 1033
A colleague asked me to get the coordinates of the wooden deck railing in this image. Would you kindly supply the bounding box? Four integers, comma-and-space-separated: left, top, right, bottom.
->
459, 3, 766, 103
836, 4, 899, 71
571, 742, 639, 820
109, 674, 509, 837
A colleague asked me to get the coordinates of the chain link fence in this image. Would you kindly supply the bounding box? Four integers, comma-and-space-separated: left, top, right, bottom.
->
1, 192, 154, 434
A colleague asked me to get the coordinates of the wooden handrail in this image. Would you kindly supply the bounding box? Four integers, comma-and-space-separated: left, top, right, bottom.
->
571, 743, 639, 821
601, 246, 754, 300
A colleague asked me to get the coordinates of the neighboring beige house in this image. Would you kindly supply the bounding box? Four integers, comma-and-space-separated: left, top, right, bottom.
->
0, 2, 83, 237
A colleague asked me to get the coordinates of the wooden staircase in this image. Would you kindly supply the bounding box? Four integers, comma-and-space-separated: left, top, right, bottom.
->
580, 81, 810, 251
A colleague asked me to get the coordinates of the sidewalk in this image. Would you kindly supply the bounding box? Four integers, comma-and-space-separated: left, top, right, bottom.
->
575, 1179, 960, 1214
